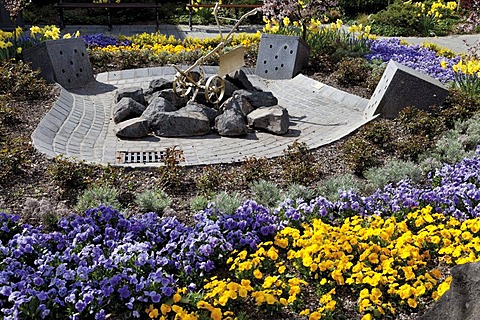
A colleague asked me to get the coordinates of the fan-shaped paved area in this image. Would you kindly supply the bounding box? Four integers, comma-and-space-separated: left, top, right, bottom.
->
32, 66, 373, 167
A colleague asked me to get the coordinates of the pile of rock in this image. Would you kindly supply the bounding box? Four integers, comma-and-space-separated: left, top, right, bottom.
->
113, 70, 290, 139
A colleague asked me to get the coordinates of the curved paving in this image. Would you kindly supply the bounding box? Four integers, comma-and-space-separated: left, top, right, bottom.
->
32, 66, 374, 167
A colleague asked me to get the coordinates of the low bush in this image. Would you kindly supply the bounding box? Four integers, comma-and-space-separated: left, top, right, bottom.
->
281, 141, 317, 185
316, 173, 365, 201
333, 56, 371, 86
250, 179, 283, 208
212, 191, 244, 215
0, 137, 33, 184
0, 60, 51, 100
75, 185, 121, 213
135, 189, 172, 213
364, 159, 424, 190
47, 156, 93, 190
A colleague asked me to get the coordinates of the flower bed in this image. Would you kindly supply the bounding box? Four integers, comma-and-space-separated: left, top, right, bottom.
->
4, 149, 480, 319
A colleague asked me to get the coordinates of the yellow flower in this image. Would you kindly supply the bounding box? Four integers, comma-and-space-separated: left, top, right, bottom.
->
30, 26, 41, 36
63, 33, 72, 39
160, 304, 171, 315
408, 298, 418, 308
253, 269, 263, 279
361, 314, 372, 320
283, 17, 290, 26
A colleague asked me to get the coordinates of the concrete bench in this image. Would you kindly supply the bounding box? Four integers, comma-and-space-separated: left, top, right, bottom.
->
55, 1, 162, 30
186, 1, 262, 29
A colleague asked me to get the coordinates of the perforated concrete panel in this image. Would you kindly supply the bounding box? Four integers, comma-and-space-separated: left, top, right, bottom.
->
23, 38, 94, 89
364, 60, 448, 119
255, 34, 310, 80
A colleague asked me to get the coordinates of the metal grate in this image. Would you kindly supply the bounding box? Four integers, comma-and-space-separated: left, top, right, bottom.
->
116, 149, 185, 164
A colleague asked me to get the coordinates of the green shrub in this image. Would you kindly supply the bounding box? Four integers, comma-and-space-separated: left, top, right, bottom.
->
75, 185, 121, 213
359, 119, 394, 149
190, 195, 210, 212
212, 191, 243, 215
370, 1, 419, 36
285, 184, 315, 202
0, 137, 33, 184
135, 189, 171, 213
250, 179, 282, 208
364, 160, 423, 190
366, 61, 387, 93
240, 156, 271, 184
439, 89, 480, 128
316, 173, 364, 201
333, 57, 371, 86
196, 166, 222, 196
398, 106, 445, 138
47, 156, 93, 189
338, 0, 390, 17
281, 141, 317, 185
342, 136, 381, 174
0, 60, 51, 100
158, 146, 185, 190
395, 134, 433, 161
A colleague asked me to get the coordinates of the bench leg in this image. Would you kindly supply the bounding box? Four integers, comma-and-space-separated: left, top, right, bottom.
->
107, 8, 112, 31
58, 7, 65, 30
155, 8, 159, 30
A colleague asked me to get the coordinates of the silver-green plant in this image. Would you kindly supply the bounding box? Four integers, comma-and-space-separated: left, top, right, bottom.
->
285, 184, 315, 202
364, 160, 423, 190
135, 189, 171, 213
75, 185, 121, 213
249, 179, 282, 208
316, 173, 364, 201
190, 195, 210, 213
212, 191, 243, 215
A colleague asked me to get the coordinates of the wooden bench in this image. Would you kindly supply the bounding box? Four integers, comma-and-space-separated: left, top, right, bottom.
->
55, 0, 163, 30
186, 1, 262, 30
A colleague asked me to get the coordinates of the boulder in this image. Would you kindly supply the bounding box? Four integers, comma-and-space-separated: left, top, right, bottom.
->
234, 89, 278, 109
223, 78, 240, 99
114, 87, 145, 105
150, 110, 210, 137
215, 108, 248, 136
226, 69, 256, 92
156, 89, 188, 108
142, 97, 176, 128
149, 78, 172, 93
247, 105, 289, 135
418, 262, 480, 320
113, 97, 147, 124
184, 101, 218, 125
115, 118, 149, 138
221, 94, 254, 116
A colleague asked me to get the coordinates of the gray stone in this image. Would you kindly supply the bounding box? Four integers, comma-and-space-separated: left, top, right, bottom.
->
234, 89, 278, 108
156, 89, 188, 108
149, 78, 172, 93
255, 33, 310, 80
247, 105, 289, 135
150, 110, 210, 137
115, 118, 149, 138
142, 97, 176, 127
215, 108, 248, 136
223, 78, 240, 99
113, 97, 147, 124
22, 38, 94, 89
226, 69, 256, 92
184, 101, 218, 125
114, 87, 145, 105
365, 60, 449, 119
418, 262, 480, 320
221, 94, 253, 116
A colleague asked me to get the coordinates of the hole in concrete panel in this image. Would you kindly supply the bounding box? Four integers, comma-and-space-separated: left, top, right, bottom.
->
290, 50, 293, 54
70, 61, 73, 65
68, 79, 71, 83
274, 55, 278, 59
281, 64, 284, 67
74, 49, 78, 53
275, 67, 278, 71
62, 69, 65, 73
79, 68, 83, 72
76, 73, 79, 77
269, 44, 272, 48
265, 70, 268, 74
263, 60, 267, 64
81, 53, 85, 57
59, 50, 63, 55
284, 45, 287, 49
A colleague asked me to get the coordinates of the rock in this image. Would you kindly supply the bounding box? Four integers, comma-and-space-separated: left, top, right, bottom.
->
115, 118, 149, 138
220, 94, 253, 116
247, 105, 289, 135
234, 89, 278, 108
150, 110, 210, 137
223, 78, 240, 99
226, 69, 256, 92
142, 97, 176, 128
418, 262, 480, 320
113, 97, 147, 124
215, 108, 248, 136
184, 101, 218, 125
149, 78, 172, 93
114, 87, 145, 105
156, 89, 188, 108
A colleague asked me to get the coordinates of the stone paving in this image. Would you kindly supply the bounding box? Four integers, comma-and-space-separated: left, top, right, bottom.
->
32, 66, 373, 167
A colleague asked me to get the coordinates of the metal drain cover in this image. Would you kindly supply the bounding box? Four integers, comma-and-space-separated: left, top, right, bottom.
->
116, 149, 185, 164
